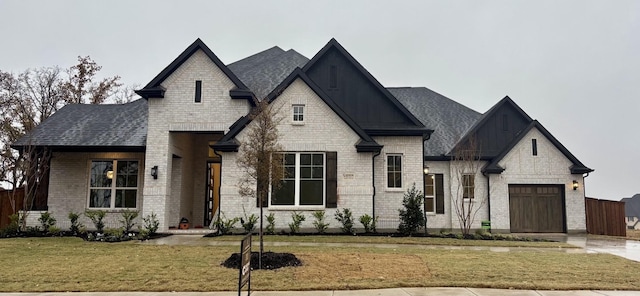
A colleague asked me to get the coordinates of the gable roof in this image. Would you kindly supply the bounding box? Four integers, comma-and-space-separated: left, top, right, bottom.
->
483, 120, 594, 174
449, 96, 533, 158
135, 38, 254, 102
12, 99, 147, 151
622, 194, 640, 218
390, 87, 482, 157
213, 68, 382, 153
302, 38, 427, 132
227, 47, 309, 100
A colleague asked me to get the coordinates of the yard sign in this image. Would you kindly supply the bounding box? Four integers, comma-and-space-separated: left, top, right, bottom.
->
238, 234, 251, 296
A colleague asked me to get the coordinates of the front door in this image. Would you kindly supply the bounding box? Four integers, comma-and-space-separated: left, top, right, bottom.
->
205, 162, 221, 227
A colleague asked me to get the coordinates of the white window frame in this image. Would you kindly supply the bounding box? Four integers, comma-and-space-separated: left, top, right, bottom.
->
386, 154, 403, 190
292, 104, 305, 124
269, 152, 326, 208
424, 173, 435, 213
87, 159, 140, 210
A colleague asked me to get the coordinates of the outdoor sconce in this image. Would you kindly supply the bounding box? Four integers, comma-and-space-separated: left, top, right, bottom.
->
572, 180, 578, 191
151, 166, 158, 179
423, 167, 430, 175
106, 170, 114, 180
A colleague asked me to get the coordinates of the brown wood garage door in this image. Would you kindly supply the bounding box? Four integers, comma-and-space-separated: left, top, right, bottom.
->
509, 185, 565, 233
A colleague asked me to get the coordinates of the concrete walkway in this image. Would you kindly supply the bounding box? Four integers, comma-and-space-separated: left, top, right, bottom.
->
2, 288, 640, 295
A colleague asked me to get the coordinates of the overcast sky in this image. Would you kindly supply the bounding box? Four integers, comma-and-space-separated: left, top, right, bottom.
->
0, 0, 638, 200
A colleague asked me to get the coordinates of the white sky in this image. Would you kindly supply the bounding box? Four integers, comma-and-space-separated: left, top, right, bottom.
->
0, 0, 638, 200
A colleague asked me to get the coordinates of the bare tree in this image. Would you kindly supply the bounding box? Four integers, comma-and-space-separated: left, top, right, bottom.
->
0, 57, 122, 226
450, 137, 489, 235
63, 56, 122, 105
236, 99, 284, 269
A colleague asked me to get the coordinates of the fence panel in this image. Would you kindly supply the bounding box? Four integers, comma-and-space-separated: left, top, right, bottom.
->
585, 197, 626, 237
0, 188, 25, 229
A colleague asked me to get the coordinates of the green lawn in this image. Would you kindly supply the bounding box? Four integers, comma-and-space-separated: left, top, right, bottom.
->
206, 234, 575, 248
0, 237, 638, 292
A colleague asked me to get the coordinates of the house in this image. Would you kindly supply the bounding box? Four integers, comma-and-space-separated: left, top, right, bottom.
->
13, 38, 593, 233
622, 194, 640, 230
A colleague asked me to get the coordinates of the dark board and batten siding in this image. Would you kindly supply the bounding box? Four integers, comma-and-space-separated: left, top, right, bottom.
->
305, 47, 416, 129
472, 104, 531, 157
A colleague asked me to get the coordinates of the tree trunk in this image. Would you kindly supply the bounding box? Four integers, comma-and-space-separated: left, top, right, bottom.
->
259, 191, 264, 270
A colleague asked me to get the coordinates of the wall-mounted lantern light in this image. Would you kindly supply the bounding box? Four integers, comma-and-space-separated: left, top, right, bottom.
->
572, 180, 578, 191
423, 167, 430, 175
151, 166, 158, 179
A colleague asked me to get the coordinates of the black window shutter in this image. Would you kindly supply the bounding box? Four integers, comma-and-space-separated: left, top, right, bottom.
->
326, 152, 338, 208
256, 183, 268, 208
435, 174, 444, 214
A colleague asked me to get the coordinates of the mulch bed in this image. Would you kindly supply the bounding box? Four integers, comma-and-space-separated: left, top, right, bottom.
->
221, 251, 302, 270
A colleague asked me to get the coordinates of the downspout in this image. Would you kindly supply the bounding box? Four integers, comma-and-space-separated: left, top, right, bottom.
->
372, 150, 381, 220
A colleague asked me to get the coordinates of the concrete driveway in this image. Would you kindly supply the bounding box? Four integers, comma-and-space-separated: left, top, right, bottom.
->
520, 233, 640, 262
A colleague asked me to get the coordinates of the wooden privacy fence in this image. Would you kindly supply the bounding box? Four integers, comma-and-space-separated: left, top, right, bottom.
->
585, 197, 626, 237
0, 188, 25, 229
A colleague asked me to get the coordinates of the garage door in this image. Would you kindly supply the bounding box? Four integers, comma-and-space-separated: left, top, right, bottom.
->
509, 185, 565, 233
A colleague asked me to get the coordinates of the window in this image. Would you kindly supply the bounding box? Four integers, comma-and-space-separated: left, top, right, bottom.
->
462, 174, 475, 199
271, 153, 325, 207
329, 65, 338, 89
293, 105, 304, 122
532, 139, 538, 156
387, 154, 402, 188
88, 160, 139, 209
424, 174, 435, 213
195, 80, 202, 103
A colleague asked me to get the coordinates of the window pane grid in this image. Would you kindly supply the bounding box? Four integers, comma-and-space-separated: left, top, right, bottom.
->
387, 155, 402, 188
271, 152, 325, 207
424, 174, 435, 213
88, 160, 138, 209
462, 174, 475, 199
293, 105, 304, 122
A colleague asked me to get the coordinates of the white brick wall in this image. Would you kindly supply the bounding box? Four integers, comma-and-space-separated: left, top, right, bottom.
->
373, 136, 424, 230
491, 128, 587, 233
220, 78, 383, 230
44, 152, 145, 230
143, 49, 251, 230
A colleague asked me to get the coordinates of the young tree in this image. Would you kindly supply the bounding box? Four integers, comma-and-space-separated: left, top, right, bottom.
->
236, 99, 284, 269
450, 137, 489, 236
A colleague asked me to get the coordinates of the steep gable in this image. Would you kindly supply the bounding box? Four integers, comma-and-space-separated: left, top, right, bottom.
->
135, 38, 254, 103
450, 96, 532, 158
213, 68, 382, 153
303, 39, 428, 136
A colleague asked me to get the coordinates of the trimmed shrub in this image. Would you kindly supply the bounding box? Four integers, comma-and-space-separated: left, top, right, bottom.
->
397, 183, 425, 236
312, 211, 329, 234
334, 208, 355, 234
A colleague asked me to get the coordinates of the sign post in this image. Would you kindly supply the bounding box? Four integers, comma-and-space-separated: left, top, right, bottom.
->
238, 234, 252, 296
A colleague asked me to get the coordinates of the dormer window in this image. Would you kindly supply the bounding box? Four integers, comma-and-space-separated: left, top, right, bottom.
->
293, 104, 304, 123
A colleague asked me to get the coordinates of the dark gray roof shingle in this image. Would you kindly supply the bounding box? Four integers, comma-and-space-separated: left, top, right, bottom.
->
622, 194, 640, 218
227, 47, 309, 99
389, 87, 482, 157
13, 99, 147, 148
